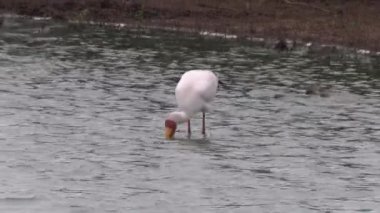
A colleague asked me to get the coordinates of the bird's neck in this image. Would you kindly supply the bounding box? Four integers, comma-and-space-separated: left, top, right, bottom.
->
167, 111, 190, 124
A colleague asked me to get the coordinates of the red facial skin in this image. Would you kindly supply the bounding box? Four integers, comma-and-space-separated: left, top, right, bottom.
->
165, 119, 177, 138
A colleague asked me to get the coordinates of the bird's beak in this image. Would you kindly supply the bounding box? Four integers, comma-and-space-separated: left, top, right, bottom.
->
165, 127, 175, 139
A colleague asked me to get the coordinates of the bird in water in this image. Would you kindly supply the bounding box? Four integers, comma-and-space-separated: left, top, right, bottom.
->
165, 70, 218, 139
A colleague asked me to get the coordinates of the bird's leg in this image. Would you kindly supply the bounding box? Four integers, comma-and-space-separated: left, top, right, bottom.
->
187, 120, 191, 136
202, 111, 206, 135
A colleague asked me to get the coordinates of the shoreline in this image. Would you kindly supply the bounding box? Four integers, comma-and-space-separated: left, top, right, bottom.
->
1, 0, 380, 54
3, 13, 379, 58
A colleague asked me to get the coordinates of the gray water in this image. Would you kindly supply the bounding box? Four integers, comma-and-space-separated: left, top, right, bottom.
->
0, 17, 379, 213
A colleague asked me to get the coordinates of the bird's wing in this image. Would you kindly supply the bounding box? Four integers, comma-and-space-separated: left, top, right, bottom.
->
193, 80, 217, 102
177, 81, 214, 114
176, 87, 205, 114
175, 70, 218, 115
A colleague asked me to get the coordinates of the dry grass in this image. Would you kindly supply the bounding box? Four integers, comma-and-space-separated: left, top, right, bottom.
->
1, 0, 380, 50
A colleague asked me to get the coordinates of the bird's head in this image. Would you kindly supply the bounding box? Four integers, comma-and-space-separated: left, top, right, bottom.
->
164, 119, 177, 139
164, 111, 189, 139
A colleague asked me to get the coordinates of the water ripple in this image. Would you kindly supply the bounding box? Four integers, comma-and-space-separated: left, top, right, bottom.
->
0, 17, 379, 212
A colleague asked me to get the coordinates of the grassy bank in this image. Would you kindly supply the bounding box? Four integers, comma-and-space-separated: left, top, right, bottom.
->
1, 0, 380, 51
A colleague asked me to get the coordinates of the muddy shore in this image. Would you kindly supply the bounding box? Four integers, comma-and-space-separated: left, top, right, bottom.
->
1, 0, 380, 52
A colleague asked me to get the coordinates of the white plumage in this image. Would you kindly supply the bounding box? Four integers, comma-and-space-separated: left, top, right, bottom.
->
176, 70, 218, 115
165, 70, 218, 139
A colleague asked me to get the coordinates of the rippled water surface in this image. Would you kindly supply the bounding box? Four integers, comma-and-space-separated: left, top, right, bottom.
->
0, 17, 380, 212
